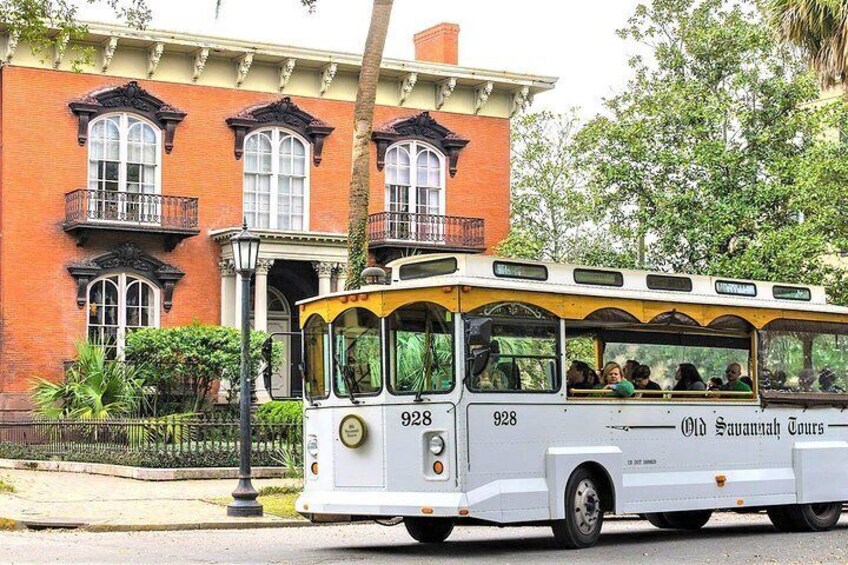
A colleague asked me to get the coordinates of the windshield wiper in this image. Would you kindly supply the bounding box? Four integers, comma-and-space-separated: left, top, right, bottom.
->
335, 352, 360, 405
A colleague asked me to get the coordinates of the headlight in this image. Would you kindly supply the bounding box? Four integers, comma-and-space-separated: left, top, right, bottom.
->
307, 437, 319, 458
428, 435, 445, 456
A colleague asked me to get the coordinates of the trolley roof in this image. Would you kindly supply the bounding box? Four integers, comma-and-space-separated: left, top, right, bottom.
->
299, 254, 848, 317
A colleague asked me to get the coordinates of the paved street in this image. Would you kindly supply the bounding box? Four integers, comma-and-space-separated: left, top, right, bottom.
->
1, 512, 846, 564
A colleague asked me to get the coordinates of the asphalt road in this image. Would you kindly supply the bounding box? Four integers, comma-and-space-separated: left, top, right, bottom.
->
1, 512, 847, 564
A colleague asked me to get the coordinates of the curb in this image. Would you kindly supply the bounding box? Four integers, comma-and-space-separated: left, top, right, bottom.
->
84, 520, 314, 532
0, 459, 288, 481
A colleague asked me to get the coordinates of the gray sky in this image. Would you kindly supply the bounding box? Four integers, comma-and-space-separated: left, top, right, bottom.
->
78, 0, 644, 117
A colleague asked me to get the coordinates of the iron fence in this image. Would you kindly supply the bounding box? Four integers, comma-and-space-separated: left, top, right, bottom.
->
0, 415, 299, 458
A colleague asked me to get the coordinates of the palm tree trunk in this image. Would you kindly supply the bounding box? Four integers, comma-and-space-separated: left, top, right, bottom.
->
345, 0, 394, 289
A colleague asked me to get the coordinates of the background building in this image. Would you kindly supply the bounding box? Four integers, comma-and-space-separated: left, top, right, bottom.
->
0, 21, 555, 417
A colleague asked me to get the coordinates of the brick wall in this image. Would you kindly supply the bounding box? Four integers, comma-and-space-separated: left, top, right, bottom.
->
0, 65, 511, 408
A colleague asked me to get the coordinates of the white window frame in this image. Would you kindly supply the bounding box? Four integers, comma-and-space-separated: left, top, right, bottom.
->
384, 141, 447, 241
242, 128, 311, 232
86, 273, 160, 358
87, 113, 163, 195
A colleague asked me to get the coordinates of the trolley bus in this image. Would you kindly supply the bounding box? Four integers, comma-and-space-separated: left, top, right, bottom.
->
294, 253, 848, 549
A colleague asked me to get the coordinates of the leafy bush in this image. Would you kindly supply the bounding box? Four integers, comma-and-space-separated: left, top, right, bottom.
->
125, 323, 283, 415
30, 341, 146, 419
256, 400, 303, 426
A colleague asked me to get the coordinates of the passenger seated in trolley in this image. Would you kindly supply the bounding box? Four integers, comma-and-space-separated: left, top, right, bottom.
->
795, 369, 816, 392
598, 362, 634, 398
471, 340, 519, 391
673, 363, 707, 391
720, 363, 751, 392
818, 368, 844, 393
566, 361, 596, 393
633, 364, 661, 392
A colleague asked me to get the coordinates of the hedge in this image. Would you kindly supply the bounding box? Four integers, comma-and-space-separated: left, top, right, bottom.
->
256, 400, 303, 426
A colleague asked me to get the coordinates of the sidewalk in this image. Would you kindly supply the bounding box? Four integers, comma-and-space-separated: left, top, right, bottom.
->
0, 468, 309, 532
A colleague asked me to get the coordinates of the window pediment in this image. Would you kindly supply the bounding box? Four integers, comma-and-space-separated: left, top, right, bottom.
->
69, 81, 187, 153
372, 112, 469, 177
226, 97, 334, 165
67, 242, 184, 311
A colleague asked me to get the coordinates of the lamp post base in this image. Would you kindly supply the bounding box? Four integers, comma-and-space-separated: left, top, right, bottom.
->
227, 477, 264, 517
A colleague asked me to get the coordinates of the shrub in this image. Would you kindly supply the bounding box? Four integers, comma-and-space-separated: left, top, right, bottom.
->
256, 400, 303, 426
125, 323, 283, 415
30, 341, 146, 419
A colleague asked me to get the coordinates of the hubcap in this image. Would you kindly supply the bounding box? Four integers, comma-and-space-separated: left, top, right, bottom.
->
573, 478, 600, 535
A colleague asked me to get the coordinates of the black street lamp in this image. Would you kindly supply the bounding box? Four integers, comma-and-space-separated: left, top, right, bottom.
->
227, 222, 263, 518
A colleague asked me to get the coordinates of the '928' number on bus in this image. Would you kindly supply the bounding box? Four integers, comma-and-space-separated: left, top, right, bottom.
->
493, 411, 517, 426
401, 411, 431, 427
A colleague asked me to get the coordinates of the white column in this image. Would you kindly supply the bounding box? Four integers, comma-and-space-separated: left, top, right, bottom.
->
314, 261, 334, 296
219, 259, 236, 327
335, 263, 348, 293
253, 259, 273, 332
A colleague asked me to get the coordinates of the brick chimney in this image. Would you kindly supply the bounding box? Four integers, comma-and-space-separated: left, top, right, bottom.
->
413, 23, 460, 65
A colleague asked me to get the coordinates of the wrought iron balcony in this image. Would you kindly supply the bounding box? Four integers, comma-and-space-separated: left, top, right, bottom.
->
368, 212, 485, 262
63, 189, 200, 251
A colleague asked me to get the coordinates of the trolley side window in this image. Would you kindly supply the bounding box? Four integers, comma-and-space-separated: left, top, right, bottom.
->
388, 302, 455, 395
303, 315, 330, 399
760, 319, 848, 395
332, 308, 383, 397
467, 302, 560, 393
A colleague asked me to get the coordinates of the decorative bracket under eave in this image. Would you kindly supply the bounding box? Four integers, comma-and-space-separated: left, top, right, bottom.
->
69, 81, 187, 154
101, 36, 119, 73
279, 58, 296, 92
398, 72, 418, 106
147, 42, 165, 78
193, 48, 210, 82
372, 112, 469, 177
474, 81, 494, 115
226, 97, 335, 165
320, 62, 337, 96
235, 52, 254, 88
510, 86, 533, 117
435, 77, 457, 110
1, 31, 19, 65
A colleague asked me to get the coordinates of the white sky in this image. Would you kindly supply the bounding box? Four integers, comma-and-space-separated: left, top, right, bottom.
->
77, 0, 644, 118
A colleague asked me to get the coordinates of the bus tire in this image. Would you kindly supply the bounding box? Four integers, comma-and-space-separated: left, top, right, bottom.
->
662, 510, 712, 530
552, 467, 605, 549
786, 503, 842, 532
644, 513, 674, 529
767, 505, 800, 532
404, 517, 454, 543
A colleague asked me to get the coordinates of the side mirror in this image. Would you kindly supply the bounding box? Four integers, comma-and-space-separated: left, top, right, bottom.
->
466, 317, 492, 347
469, 347, 491, 377
261, 337, 274, 393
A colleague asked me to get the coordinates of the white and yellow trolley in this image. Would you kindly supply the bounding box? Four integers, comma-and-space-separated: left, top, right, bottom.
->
295, 254, 848, 548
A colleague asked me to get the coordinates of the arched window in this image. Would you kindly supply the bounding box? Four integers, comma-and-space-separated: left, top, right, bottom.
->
87, 274, 158, 359
243, 129, 309, 231
385, 141, 445, 240
88, 114, 161, 223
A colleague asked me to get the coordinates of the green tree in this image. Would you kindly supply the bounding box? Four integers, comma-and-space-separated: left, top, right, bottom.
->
575, 0, 848, 301
124, 323, 282, 414
497, 110, 637, 268
766, 0, 848, 87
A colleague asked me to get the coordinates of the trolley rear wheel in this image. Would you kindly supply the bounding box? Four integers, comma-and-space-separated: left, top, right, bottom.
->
787, 503, 842, 532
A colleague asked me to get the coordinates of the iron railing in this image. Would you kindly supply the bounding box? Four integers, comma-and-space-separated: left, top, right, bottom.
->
64, 189, 199, 231
368, 211, 485, 249
0, 416, 298, 458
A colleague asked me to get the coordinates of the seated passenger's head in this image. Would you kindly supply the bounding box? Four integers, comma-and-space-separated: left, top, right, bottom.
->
568, 361, 594, 385
709, 377, 723, 390
725, 363, 742, 383
623, 359, 639, 379
819, 367, 837, 388
676, 363, 702, 386
632, 364, 652, 388
602, 362, 623, 384
798, 368, 816, 389
773, 370, 787, 385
